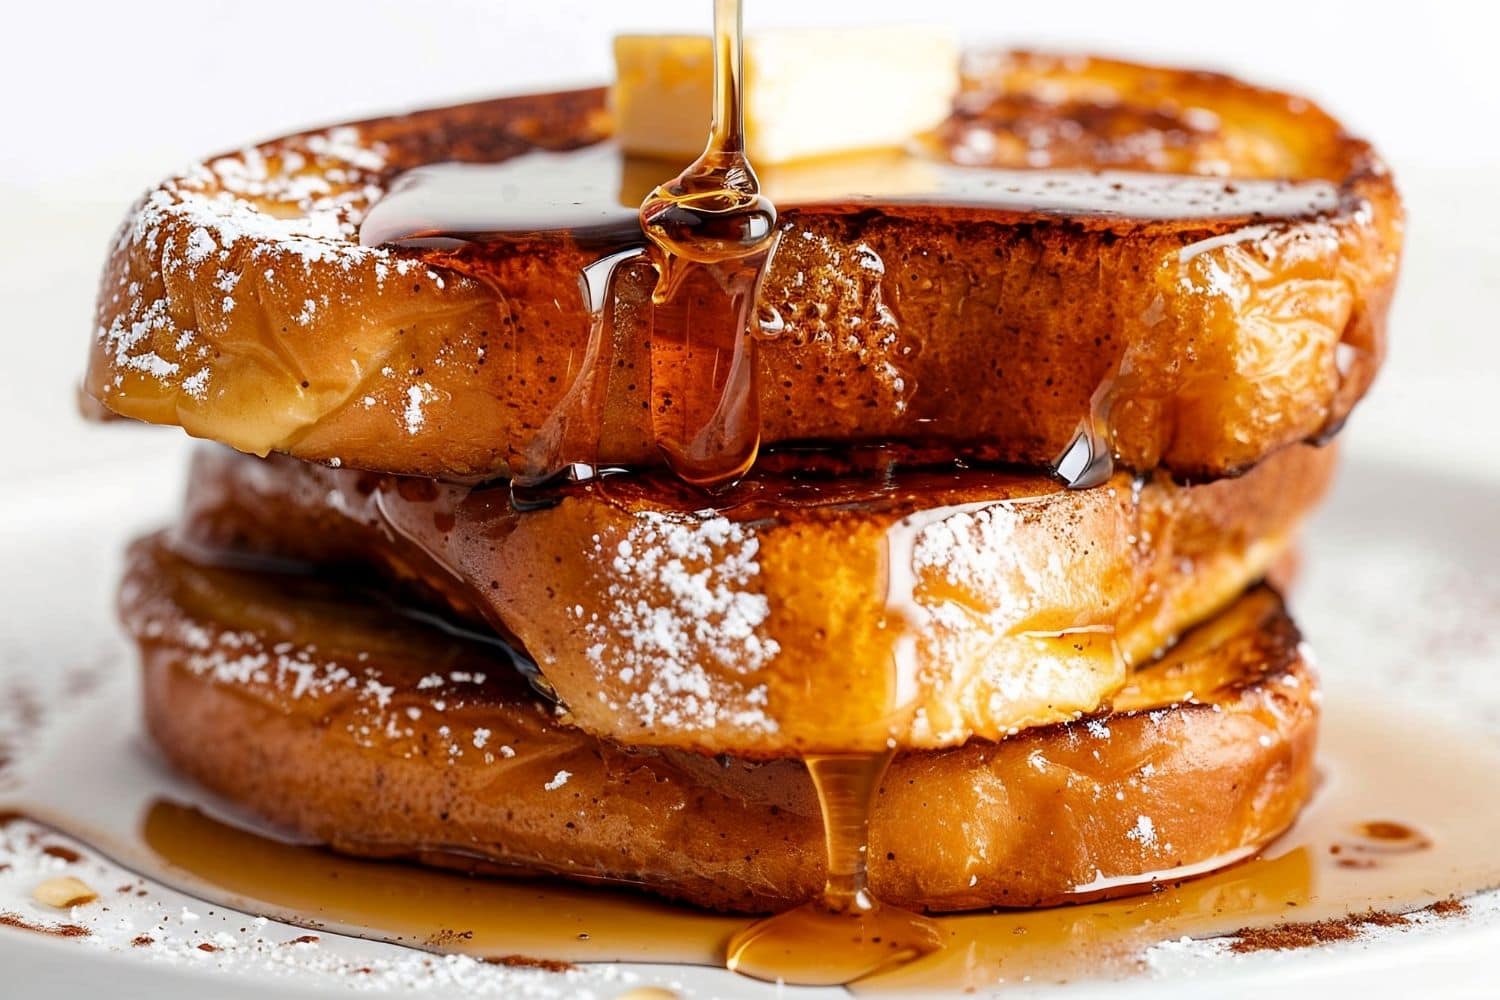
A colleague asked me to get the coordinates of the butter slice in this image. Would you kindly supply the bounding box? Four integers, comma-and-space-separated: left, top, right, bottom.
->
612, 27, 959, 165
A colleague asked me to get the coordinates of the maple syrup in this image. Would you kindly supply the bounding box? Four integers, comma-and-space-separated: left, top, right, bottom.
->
724, 752, 943, 985
634, 0, 778, 488
359, 146, 1340, 251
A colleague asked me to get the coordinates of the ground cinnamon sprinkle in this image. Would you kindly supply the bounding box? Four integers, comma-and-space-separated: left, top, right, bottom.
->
1229, 917, 1367, 952
482, 954, 577, 972
0, 911, 90, 938
1428, 898, 1467, 917
1229, 898, 1468, 954
424, 928, 475, 947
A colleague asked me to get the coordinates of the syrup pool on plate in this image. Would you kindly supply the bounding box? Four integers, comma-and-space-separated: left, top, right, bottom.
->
6, 685, 1500, 991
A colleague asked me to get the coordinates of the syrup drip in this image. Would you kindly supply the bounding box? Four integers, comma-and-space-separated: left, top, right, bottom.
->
508, 245, 644, 505
636, 0, 778, 488
725, 752, 942, 985
636, 0, 774, 269
359, 1, 781, 495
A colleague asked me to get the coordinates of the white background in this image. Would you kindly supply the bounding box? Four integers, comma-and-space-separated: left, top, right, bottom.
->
1, 0, 1497, 489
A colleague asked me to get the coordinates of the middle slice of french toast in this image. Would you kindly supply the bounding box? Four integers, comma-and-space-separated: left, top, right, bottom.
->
174, 442, 1333, 755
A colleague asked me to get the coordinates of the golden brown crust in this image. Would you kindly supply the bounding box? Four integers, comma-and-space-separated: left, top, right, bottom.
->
175, 442, 1334, 755
84, 52, 1400, 481
123, 536, 1317, 914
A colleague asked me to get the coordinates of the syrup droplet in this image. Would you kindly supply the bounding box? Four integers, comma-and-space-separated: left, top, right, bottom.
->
1330, 820, 1434, 860
725, 752, 942, 985
1355, 820, 1424, 842
637, 0, 776, 269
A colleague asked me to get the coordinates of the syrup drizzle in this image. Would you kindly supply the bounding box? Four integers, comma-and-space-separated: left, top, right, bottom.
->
1053, 381, 1118, 490
635, 0, 778, 488
359, 2, 782, 494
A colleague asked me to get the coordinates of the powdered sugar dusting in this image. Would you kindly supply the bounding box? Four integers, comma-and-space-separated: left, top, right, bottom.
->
912, 500, 1040, 620
404, 383, 436, 435
578, 512, 779, 734
120, 567, 531, 769
111, 129, 391, 281
94, 125, 451, 409
1126, 814, 1158, 848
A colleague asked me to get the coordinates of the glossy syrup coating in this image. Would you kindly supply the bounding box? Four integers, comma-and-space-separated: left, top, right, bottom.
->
121, 534, 1318, 914
84, 52, 1400, 482
175, 442, 1334, 755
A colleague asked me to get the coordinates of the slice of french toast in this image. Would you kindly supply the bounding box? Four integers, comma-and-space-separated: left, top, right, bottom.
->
123, 534, 1317, 914
85, 51, 1399, 481
175, 441, 1333, 755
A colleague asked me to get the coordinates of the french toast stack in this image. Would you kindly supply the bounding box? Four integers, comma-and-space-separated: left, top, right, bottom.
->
87, 52, 1400, 913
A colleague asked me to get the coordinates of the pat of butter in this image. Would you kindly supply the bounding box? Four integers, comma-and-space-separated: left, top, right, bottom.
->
612, 27, 959, 165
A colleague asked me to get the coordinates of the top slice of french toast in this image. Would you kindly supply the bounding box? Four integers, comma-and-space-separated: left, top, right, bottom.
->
85, 50, 1401, 481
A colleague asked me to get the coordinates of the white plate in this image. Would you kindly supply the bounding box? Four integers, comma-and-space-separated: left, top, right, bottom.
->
0, 442, 1498, 1000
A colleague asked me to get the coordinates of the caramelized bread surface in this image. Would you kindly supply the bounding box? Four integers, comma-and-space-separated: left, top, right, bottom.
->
177, 442, 1333, 755
86, 52, 1400, 481
123, 535, 1317, 913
